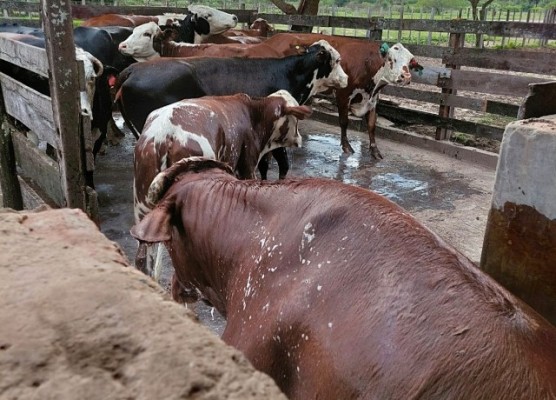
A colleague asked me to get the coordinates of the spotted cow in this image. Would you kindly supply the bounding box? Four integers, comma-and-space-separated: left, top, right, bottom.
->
133, 90, 311, 275
132, 157, 556, 400
264, 33, 423, 158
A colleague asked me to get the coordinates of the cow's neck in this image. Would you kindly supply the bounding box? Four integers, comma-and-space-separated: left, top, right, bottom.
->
173, 178, 283, 314
287, 56, 319, 105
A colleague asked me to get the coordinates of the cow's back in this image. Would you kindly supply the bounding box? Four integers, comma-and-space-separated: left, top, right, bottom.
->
132, 166, 556, 399
116, 57, 294, 132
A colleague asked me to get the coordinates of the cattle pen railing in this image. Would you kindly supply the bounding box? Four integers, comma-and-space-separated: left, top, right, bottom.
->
0, 0, 99, 220
1, 2, 556, 162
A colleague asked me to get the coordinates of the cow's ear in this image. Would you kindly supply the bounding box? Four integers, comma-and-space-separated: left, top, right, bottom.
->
286, 105, 312, 120
194, 16, 211, 35
130, 205, 173, 243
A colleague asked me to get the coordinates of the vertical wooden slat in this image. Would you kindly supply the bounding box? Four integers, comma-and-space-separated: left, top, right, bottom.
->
40, 0, 86, 210
436, 31, 464, 141
0, 91, 23, 209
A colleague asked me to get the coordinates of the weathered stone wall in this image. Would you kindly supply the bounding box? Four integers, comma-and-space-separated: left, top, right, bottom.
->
481, 115, 556, 326
0, 208, 287, 400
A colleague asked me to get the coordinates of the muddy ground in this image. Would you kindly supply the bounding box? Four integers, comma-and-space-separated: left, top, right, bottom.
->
94, 114, 496, 336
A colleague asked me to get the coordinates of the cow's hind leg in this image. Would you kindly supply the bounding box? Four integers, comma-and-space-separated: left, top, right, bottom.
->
366, 108, 382, 159
135, 242, 157, 277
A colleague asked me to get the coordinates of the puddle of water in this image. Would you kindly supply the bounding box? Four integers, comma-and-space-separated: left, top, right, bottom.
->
289, 132, 481, 212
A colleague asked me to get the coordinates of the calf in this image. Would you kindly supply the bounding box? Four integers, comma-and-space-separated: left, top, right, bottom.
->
115, 41, 347, 178
265, 33, 423, 158
133, 91, 311, 274
118, 22, 279, 61
132, 157, 556, 400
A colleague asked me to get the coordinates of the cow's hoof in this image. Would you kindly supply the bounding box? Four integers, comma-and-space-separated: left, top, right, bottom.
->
370, 145, 383, 160
342, 143, 355, 154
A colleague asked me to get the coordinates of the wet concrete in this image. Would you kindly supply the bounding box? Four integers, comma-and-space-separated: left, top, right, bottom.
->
95, 115, 495, 336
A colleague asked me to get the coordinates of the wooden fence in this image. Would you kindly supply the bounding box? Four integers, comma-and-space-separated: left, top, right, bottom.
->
0, 0, 98, 219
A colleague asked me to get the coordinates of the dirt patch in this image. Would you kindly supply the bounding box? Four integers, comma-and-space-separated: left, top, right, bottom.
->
0, 208, 287, 400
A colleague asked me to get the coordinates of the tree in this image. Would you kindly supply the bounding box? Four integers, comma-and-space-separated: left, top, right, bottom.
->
468, 0, 496, 20
269, 0, 320, 32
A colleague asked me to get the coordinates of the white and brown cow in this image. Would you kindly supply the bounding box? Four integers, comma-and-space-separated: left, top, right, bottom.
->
264, 33, 423, 158
133, 90, 311, 276
131, 157, 556, 400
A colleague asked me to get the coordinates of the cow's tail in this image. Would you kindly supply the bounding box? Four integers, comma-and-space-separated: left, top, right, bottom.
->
113, 67, 142, 139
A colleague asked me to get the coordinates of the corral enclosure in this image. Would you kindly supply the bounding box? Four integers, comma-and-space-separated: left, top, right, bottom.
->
0, 3, 555, 254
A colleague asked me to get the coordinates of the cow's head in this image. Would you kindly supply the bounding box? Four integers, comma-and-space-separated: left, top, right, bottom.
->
259, 90, 312, 161
305, 40, 348, 100
374, 42, 421, 86
250, 18, 274, 36
75, 47, 103, 119
118, 22, 161, 61
187, 5, 238, 42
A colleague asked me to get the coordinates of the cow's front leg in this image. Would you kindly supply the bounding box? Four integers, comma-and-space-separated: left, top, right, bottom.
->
366, 108, 382, 159
272, 147, 289, 179
257, 152, 271, 180
337, 100, 354, 154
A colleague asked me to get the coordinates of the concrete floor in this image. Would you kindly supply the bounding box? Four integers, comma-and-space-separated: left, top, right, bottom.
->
94, 115, 496, 335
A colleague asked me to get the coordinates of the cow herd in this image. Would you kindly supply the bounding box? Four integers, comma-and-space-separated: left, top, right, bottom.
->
2, 5, 556, 399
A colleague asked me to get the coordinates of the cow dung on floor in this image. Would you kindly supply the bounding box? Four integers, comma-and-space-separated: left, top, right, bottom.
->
0, 208, 286, 400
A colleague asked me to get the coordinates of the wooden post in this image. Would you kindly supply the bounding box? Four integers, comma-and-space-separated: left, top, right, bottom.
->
435, 31, 463, 141
0, 95, 23, 210
40, 0, 86, 211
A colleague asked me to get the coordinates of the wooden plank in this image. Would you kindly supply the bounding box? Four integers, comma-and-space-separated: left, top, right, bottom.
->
404, 44, 446, 59
443, 47, 556, 75
380, 85, 521, 116
411, 65, 451, 86
0, 36, 48, 77
42, 0, 85, 209
376, 103, 505, 141
259, 13, 330, 28
11, 129, 64, 206
439, 69, 550, 97
70, 4, 255, 23
0, 72, 58, 147
266, 14, 556, 39
0, 18, 41, 27
0, 1, 40, 13
0, 98, 23, 209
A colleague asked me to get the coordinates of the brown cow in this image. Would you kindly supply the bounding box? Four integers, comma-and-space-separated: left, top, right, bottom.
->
118, 22, 280, 61
81, 14, 161, 27
264, 33, 423, 158
132, 157, 556, 400
133, 91, 311, 275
